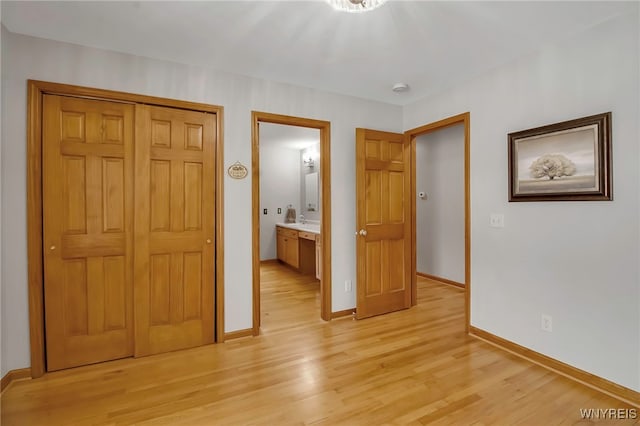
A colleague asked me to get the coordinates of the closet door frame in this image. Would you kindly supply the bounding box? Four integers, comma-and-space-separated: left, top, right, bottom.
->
27, 80, 225, 378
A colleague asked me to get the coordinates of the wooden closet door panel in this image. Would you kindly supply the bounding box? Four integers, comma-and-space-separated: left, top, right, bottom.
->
135, 105, 215, 356
43, 95, 134, 371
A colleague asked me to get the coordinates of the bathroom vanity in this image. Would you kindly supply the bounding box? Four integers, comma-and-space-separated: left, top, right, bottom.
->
276, 223, 321, 279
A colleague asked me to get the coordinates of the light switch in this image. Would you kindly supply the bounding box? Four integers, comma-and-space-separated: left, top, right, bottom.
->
490, 213, 504, 228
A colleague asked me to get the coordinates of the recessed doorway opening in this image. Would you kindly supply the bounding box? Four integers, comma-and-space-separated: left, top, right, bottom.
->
251, 112, 332, 335
407, 113, 471, 331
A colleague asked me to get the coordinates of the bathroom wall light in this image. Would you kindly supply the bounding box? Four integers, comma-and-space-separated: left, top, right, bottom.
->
303, 156, 315, 168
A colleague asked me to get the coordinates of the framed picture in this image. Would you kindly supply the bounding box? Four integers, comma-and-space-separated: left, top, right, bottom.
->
508, 112, 612, 201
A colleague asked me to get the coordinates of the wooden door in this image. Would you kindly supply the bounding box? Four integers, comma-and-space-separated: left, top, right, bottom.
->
134, 105, 216, 356
43, 95, 134, 371
355, 129, 412, 319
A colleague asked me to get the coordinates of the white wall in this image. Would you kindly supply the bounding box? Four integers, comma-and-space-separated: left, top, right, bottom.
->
260, 145, 300, 260
3, 10, 638, 393
0, 29, 402, 374
416, 125, 465, 284
636, 3, 640, 397
0, 18, 4, 377
404, 11, 640, 392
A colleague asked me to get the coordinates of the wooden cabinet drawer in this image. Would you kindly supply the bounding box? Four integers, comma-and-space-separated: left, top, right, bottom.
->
276, 226, 299, 239
298, 231, 317, 241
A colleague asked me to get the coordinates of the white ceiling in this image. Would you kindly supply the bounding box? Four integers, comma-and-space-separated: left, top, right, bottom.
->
1, 1, 634, 106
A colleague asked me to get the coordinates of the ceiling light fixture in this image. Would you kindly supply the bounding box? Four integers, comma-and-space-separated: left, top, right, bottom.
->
326, 0, 388, 13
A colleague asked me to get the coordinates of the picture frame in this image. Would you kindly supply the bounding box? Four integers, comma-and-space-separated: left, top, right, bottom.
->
508, 112, 612, 201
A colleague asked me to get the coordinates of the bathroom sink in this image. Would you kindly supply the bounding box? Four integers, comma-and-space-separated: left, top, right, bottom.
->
299, 224, 320, 233
277, 222, 320, 233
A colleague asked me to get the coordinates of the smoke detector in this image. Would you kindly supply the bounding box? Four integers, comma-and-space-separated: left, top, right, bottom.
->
392, 83, 410, 93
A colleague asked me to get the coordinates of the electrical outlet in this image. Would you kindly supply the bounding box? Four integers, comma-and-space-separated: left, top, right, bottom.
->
345, 280, 352, 292
541, 314, 553, 332
490, 213, 504, 228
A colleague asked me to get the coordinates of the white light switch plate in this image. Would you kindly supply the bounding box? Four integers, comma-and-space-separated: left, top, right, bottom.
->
490, 213, 504, 228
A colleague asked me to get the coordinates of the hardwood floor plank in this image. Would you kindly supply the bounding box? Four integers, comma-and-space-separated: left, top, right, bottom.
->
1, 268, 636, 425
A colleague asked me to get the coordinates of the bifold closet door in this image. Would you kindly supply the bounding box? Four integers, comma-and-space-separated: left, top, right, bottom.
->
134, 105, 216, 356
43, 95, 135, 371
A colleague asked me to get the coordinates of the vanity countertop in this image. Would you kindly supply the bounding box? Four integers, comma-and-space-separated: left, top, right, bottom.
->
276, 222, 320, 234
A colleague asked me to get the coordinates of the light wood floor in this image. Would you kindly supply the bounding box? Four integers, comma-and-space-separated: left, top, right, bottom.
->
259, 261, 322, 334
1, 263, 636, 425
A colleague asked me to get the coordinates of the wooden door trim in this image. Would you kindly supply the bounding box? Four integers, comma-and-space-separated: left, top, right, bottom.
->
405, 112, 471, 332
27, 80, 225, 378
251, 111, 332, 334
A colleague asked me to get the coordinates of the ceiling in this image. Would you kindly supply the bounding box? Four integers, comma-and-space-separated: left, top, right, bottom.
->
1, 1, 634, 106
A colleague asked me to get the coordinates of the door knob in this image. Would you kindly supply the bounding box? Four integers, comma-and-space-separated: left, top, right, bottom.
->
359, 229, 367, 236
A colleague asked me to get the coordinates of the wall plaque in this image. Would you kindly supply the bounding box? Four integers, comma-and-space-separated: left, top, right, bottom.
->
227, 161, 248, 179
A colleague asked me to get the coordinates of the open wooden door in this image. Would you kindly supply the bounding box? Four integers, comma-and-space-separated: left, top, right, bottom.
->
355, 129, 412, 319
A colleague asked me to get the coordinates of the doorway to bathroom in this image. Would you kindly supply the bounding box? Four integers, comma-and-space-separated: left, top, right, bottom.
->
251, 112, 332, 335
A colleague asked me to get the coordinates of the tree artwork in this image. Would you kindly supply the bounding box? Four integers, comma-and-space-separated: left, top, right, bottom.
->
529, 154, 576, 180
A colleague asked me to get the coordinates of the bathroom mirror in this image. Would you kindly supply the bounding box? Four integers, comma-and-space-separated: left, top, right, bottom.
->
305, 172, 318, 212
